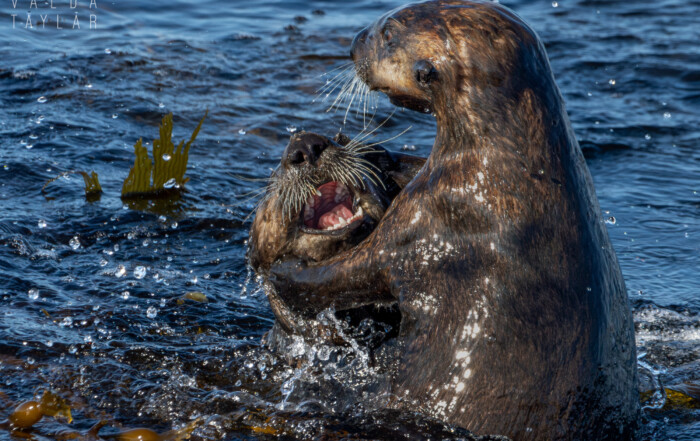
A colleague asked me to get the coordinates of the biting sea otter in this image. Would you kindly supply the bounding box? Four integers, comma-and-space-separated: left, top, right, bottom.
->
249, 131, 423, 338
268, 1, 639, 439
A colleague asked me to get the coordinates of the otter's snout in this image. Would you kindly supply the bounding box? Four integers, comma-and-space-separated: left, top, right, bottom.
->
282, 133, 329, 169
350, 27, 369, 62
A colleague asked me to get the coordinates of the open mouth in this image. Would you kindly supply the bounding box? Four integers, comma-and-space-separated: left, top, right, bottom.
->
302, 181, 364, 232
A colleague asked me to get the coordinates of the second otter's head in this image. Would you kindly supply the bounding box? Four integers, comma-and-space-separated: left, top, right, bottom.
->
248, 131, 424, 336
249, 131, 423, 272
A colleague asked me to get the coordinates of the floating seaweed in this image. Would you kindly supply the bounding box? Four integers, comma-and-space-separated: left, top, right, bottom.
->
41, 170, 103, 201
121, 111, 207, 199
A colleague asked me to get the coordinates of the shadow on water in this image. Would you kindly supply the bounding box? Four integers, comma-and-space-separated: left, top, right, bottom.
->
0, 0, 698, 440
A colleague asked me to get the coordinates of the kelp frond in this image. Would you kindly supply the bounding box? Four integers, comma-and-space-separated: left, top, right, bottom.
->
121, 111, 207, 198
42, 170, 103, 201
81, 171, 102, 194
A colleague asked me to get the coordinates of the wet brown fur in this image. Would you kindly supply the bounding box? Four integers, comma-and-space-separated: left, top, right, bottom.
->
269, 1, 639, 440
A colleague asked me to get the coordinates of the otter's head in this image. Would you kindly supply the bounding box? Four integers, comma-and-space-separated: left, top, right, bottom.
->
249, 131, 423, 271
248, 131, 424, 336
350, 0, 545, 115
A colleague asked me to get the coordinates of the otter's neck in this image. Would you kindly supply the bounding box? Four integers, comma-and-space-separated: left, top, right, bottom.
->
430, 84, 567, 172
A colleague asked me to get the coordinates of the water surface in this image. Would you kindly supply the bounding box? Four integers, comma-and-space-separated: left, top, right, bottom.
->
0, 0, 698, 439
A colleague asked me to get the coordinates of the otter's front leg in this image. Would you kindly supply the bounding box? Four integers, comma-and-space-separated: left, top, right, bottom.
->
269, 247, 392, 315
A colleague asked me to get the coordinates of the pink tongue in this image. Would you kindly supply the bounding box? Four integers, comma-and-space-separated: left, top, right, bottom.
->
318, 204, 354, 229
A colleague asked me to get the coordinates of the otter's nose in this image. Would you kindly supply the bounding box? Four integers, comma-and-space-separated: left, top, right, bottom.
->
350, 27, 369, 61
282, 133, 329, 168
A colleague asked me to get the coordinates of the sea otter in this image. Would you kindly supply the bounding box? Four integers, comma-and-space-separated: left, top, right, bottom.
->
249, 130, 423, 340
268, 1, 639, 440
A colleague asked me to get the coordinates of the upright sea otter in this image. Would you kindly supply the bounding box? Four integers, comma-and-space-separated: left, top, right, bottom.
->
269, 1, 639, 439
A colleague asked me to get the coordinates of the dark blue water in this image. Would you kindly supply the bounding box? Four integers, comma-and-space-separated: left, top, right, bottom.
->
0, 1, 698, 439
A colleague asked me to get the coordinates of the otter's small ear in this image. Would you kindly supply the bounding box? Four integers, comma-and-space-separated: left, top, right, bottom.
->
414, 60, 438, 87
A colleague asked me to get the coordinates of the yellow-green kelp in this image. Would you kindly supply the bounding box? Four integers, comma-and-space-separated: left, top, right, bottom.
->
121, 111, 207, 198
41, 170, 103, 201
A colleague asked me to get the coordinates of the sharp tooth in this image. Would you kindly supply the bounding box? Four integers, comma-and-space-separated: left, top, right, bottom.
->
356, 206, 364, 217
338, 217, 347, 227
316, 189, 322, 197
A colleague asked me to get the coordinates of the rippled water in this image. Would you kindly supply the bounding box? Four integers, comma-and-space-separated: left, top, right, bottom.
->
0, 0, 698, 440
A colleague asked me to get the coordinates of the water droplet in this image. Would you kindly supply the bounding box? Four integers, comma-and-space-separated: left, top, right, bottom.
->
170, 221, 178, 229
663, 112, 671, 119
162, 153, 171, 161
121, 290, 130, 300
25, 144, 33, 149
605, 216, 616, 225
27, 357, 35, 365
28, 288, 39, 300
134, 266, 147, 279
68, 345, 78, 354
238, 129, 246, 135
146, 306, 158, 319
37, 96, 47, 103
586, 287, 592, 292
608, 79, 616, 86
29, 133, 38, 140
158, 215, 167, 223
163, 178, 176, 189
104, 48, 111, 54
61, 316, 73, 327
115, 265, 126, 278
551, 1, 558, 7
99, 258, 108, 267
45, 340, 54, 347
644, 134, 651, 140
158, 102, 165, 108
112, 114, 118, 119
317, 345, 331, 361
85, 84, 93, 89
286, 125, 297, 133
69, 236, 81, 249
37, 219, 47, 228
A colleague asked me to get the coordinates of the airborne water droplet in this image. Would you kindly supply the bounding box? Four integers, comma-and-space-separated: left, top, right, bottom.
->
69, 236, 81, 249
37, 219, 47, 228
28, 288, 39, 300
286, 125, 297, 133
163, 178, 176, 189
238, 129, 246, 135
146, 306, 158, 319
134, 266, 147, 279
37, 96, 47, 103
162, 153, 171, 161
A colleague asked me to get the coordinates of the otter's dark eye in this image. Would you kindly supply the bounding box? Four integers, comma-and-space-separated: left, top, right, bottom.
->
382, 27, 392, 43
